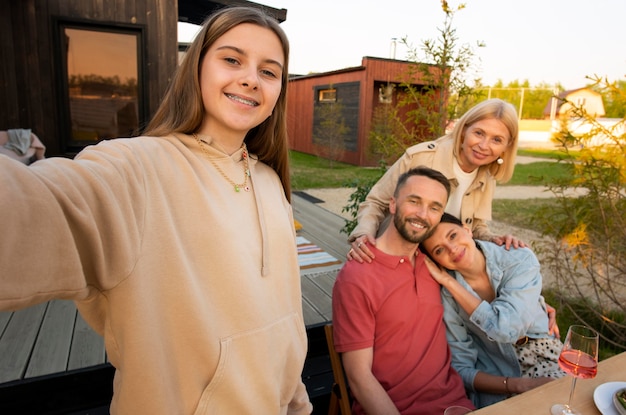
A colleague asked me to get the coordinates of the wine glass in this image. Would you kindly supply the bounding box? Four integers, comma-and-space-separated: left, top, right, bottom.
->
551, 324, 599, 415
444, 405, 473, 415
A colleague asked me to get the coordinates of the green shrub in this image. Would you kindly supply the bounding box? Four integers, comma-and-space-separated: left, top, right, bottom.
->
534, 76, 626, 353
340, 161, 386, 236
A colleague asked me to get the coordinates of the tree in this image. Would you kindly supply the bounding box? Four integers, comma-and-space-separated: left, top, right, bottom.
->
521, 82, 558, 119
312, 101, 350, 168
343, 0, 482, 235
534, 76, 626, 352
399, 0, 483, 141
365, 1, 483, 166
475, 80, 562, 119
367, 104, 413, 165
599, 78, 626, 118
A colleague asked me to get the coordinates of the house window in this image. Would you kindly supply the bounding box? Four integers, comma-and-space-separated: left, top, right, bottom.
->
55, 20, 146, 153
379, 83, 395, 104
319, 89, 337, 103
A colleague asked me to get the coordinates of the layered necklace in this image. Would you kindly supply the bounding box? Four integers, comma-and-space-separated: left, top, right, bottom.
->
193, 134, 251, 192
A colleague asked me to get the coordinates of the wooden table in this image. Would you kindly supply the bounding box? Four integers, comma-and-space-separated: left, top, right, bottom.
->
472, 352, 626, 414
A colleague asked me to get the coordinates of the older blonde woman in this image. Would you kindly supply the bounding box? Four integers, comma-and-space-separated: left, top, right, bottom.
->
348, 98, 523, 262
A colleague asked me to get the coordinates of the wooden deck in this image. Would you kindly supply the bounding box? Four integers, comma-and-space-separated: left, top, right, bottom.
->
0, 192, 348, 413
294, 192, 348, 327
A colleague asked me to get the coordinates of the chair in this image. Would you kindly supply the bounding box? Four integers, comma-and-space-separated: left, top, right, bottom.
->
324, 324, 351, 415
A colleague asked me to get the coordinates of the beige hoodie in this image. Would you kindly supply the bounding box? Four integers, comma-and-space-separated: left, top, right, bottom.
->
0, 134, 312, 414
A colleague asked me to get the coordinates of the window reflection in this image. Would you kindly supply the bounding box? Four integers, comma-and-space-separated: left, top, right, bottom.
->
64, 28, 139, 143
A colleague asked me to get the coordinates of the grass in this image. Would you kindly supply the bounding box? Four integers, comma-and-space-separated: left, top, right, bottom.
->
289, 151, 382, 189
506, 162, 573, 186
491, 199, 558, 232
517, 147, 579, 160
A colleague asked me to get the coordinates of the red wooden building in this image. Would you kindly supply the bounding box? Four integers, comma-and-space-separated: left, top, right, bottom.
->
287, 56, 440, 166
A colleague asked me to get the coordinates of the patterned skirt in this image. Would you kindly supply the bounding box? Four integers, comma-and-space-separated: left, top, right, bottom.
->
514, 337, 567, 378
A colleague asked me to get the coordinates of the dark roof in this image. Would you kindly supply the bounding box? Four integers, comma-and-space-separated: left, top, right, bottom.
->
557, 87, 588, 99
542, 87, 599, 116
178, 0, 287, 25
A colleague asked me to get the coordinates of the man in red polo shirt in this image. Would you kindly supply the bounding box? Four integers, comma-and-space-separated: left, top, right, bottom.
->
332, 166, 474, 414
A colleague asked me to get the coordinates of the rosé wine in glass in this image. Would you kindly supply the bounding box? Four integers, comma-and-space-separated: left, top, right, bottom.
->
558, 349, 598, 379
551, 325, 599, 415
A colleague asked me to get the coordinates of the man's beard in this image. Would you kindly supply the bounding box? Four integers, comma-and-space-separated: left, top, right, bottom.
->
393, 214, 434, 244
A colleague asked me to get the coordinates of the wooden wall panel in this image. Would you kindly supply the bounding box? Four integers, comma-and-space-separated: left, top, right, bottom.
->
0, 1, 18, 126
0, 0, 177, 157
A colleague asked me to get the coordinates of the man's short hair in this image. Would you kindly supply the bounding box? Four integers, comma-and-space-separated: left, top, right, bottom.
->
394, 166, 451, 199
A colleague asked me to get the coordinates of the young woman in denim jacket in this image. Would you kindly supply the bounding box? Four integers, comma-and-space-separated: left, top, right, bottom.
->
421, 213, 565, 409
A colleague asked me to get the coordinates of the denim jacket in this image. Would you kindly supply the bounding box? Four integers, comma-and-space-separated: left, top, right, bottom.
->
441, 240, 552, 408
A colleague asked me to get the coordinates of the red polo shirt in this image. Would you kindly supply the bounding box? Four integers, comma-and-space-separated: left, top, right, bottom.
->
332, 245, 474, 414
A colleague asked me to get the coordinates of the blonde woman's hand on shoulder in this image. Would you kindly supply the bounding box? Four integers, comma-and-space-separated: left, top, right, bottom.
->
347, 234, 376, 263
491, 234, 527, 250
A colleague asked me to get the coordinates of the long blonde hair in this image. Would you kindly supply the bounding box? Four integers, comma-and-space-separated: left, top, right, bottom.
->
451, 99, 519, 183
144, 7, 292, 200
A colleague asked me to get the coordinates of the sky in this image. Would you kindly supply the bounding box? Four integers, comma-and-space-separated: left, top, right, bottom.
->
178, 0, 625, 90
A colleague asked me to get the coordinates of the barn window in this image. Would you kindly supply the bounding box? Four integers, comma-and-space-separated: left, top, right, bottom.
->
319, 89, 337, 103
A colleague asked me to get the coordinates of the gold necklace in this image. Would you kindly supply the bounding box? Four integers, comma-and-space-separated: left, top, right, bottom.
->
193, 134, 251, 192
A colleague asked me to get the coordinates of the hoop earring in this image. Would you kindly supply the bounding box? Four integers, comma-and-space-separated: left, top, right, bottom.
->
497, 157, 504, 165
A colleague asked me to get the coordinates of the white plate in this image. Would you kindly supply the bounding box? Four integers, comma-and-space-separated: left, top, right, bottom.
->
594, 381, 626, 415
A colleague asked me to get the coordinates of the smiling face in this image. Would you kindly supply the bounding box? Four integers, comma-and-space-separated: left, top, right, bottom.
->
421, 221, 477, 272
198, 23, 284, 142
389, 175, 448, 244
458, 117, 511, 172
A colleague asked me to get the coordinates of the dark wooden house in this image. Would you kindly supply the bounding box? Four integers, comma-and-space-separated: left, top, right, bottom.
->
287, 56, 440, 166
0, 0, 285, 158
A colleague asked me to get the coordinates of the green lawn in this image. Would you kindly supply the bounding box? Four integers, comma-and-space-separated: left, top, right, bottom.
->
289, 151, 383, 190
506, 162, 573, 186
518, 147, 579, 160
491, 198, 558, 232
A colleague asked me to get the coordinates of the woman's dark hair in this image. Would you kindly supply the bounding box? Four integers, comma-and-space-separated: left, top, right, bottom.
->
438, 212, 463, 227
419, 212, 463, 261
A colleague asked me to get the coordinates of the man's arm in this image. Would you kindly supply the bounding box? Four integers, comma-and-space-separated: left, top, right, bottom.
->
341, 348, 400, 415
